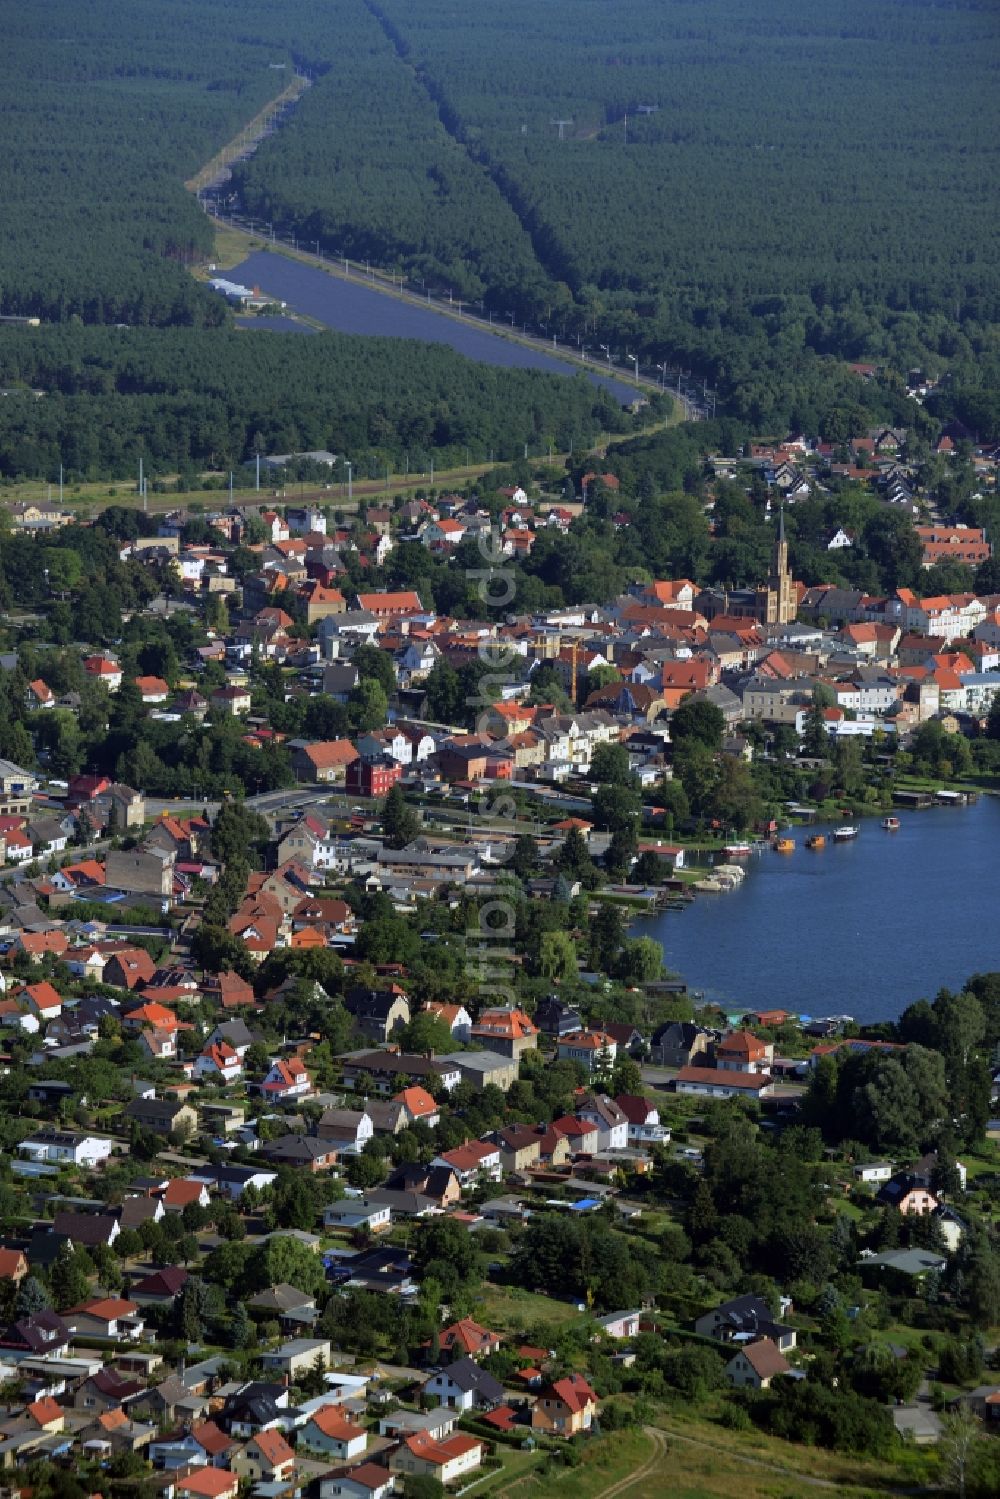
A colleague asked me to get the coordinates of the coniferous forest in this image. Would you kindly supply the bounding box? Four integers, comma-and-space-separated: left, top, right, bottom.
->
1, 0, 997, 481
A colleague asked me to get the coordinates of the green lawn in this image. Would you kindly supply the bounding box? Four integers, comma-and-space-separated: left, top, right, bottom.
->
477, 1283, 585, 1336
500, 1430, 654, 1499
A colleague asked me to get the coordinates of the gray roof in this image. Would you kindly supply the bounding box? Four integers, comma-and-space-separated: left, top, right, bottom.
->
427, 1356, 503, 1400
859, 1249, 946, 1275
438, 1049, 513, 1076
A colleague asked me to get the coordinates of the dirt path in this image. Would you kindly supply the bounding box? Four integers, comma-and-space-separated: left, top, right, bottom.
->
594, 1426, 668, 1499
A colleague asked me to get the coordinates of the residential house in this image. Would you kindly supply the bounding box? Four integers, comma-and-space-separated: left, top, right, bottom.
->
725, 1337, 791, 1390
124, 1097, 198, 1138
104, 949, 157, 991
322, 1198, 392, 1234
433, 1141, 502, 1187
422, 1356, 503, 1412
130, 1267, 189, 1308
300, 1404, 368, 1461
195, 1042, 243, 1085
556, 1029, 617, 1071
853, 1161, 894, 1186
316, 1107, 375, 1155
17, 1130, 114, 1170
0, 1310, 71, 1361
341, 1051, 461, 1095
219, 1381, 291, 1437
674, 1066, 775, 1101
231, 1428, 296, 1484
576, 1094, 629, 1152
695, 1294, 796, 1352
394, 1085, 440, 1127
437, 1318, 502, 1360
594, 1309, 642, 1340
190, 1164, 278, 1202
260, 1055, 312, 1101
66, 1296, 144, 1341
615, 1094, 671, 1145
877, 1173, 940, 1215
492, 1124, 542, 1175
715, 1030, 774, 1073
534, 997, 583, 1038
390, 1432, 484, 1486
105, 846, 175, 900
421, 1001, 472, 1042
531, 1373, 598, 1435
438, 1049, 519, 1093
261, 1337, 332, 1381
469, 1006, 538, 1059
51, 1211, 120, 1249
344, 985, 411, 1043
160, 1179, 212, 1213
293, 739, 360, 784
319, 1464, 396, 1499
173, 1471, 239, 1499
210, 684, 252, 717
0, 1249, 28, 1285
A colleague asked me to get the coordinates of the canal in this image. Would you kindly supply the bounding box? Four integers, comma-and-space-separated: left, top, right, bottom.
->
227, 251, 638, 404
637, 797, 1000, 1024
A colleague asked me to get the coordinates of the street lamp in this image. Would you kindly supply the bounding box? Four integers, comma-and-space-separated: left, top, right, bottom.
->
656, 363, 667, 391
345, 461, 352, 503
600, 344, 611, 367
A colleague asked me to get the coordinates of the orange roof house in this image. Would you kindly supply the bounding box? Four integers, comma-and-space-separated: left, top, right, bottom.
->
531, 1372, 598, 1434
393, 1085, 440, 1122
18, 930, 70, 961
436, 1318, 502, 1358
161, 1178, 211, 1212
123, 1000, 178, 1033
103, 949, 157, 990
356, 590, 423, 618
26, 1396, 64, 1430
470, 1006, 539, 1057
237, 1427, 296, 1479
715, 1029, 773, 1072
20, 981, 63, 1017
0, 1248, 28, 1283
174, 1471, 239, 1499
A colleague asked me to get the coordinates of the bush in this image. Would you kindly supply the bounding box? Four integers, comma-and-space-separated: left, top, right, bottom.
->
718, 1402, 752, 1431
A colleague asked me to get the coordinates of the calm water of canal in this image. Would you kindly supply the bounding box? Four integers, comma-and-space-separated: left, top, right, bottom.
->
637, 797, 1000, 1024
228, 251, 638, 404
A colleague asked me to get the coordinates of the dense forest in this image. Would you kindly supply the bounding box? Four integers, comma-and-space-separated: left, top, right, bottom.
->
4, 1, 996, 481
0, 325, 637, 481
233, 0, 1000, 430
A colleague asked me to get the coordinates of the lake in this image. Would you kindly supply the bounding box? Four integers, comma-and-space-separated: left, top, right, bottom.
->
227, 251, 637, 404
636, 797, 1000, 1024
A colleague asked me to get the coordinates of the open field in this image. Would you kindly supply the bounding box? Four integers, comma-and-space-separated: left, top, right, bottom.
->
476, 1283, 586, 1336
495, 1416, 936, 1499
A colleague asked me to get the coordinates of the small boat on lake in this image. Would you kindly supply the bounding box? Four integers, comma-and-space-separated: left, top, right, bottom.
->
773, 837, 795, 853
805, 834, 826, 849
723, 842, 752, 858
833, 826, 858, 841
881, 816, 900, 831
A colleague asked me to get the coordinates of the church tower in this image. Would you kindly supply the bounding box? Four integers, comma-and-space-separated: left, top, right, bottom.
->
763, 506, 795, 625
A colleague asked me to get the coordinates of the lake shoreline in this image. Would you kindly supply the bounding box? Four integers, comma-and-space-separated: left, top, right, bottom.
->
630, 796, 1000, 1024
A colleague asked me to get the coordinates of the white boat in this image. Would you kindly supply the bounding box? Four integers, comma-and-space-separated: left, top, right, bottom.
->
722, 842, 751, 858
832, 825, 858, 841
